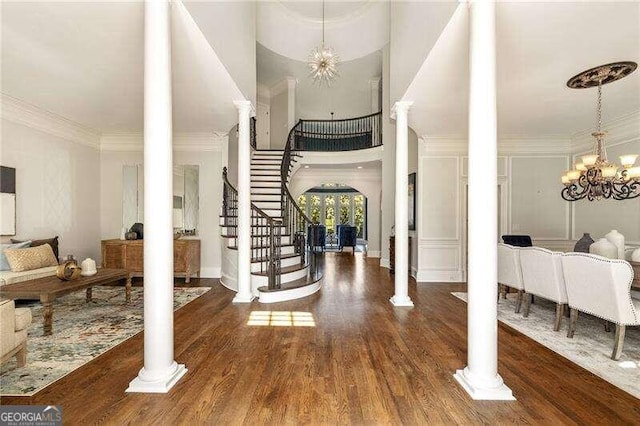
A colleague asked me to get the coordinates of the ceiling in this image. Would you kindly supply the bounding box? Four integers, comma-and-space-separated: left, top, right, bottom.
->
257, 43, 382, 120
257, 0, 388, 63
1, 1, 244, 134
403, 2, 640, 138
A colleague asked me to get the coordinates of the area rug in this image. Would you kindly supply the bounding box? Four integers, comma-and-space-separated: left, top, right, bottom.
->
1, 286, 210, 396
452, 292, 640, 399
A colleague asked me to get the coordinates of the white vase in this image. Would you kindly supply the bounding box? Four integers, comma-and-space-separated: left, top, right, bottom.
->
590, 238, 618, 259
632, 247, 640, 262
605, 229, 625, 259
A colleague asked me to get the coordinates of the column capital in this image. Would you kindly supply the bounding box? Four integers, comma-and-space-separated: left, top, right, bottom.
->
286, 76, 297, 90
390, 101, 414, 119
233, 100, 255, 116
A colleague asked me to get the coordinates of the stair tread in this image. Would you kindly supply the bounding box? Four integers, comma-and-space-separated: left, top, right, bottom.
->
228, 242, 294, 250
251, 263, 307, 277
258, 274, 321, 293
252, 252, 300, 263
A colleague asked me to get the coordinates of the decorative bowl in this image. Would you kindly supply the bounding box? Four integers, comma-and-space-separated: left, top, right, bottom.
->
56, 261, 82, 281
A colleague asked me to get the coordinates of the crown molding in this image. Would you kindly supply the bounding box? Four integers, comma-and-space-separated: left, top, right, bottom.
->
257, 83, 271, 101
570, 109, 640, 154
100, 132, 226, 152
270, 77, 296, 97
1, 93, 101, 149
421, 135, 573, 155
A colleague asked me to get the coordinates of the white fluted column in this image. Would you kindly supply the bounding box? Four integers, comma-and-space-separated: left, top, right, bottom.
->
390, 101, 414, 307
127, 0, 186, 393
453, 0, 514, 400
233, 100, 254, 303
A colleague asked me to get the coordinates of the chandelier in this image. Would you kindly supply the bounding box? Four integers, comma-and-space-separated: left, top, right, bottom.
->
561, 61, 640, 201
308, 0, 339, 85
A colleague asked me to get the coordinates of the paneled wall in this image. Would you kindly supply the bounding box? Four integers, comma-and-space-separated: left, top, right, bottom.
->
416, 119, 640, 282
416, 139, 574, 282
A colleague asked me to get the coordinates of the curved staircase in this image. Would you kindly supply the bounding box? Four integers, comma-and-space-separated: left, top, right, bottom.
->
220, 150, 322, 303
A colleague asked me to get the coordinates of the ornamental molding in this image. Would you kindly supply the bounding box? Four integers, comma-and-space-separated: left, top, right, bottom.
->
0, 93, 101, 149
421, 135, 576, 155
100, 132, 226, 152
570, 109, 640, 154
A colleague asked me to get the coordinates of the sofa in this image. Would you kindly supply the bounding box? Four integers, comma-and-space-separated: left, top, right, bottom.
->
1, 299, 32, 367
0, 266, 57, 287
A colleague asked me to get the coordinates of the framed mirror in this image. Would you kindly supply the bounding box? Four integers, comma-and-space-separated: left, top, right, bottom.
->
122, 165, 199, 236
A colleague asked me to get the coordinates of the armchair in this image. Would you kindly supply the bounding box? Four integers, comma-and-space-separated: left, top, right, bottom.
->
1, 299, 32, 367
561, 253, 639, 360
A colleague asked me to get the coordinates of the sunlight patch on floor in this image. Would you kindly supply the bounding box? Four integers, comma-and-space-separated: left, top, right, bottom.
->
247, 311, 316, 327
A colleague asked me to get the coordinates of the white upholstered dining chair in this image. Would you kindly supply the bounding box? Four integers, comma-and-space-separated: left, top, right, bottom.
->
497, 243, 525, 312
519, 247, 568, 331
561, 252, 639, 360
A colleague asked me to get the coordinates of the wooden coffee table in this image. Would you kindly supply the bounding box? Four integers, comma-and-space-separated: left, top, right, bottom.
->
0, 268, 131, 335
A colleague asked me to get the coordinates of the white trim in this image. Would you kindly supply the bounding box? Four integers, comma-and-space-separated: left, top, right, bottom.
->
367, 250, 381, 258
380, 258, 390, 269
100, 132, 226, 152
416, 269, 464, 283
1, 93, 101, 148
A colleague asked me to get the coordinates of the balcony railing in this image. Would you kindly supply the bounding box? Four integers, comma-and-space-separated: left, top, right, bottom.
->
294, 111, 382, 152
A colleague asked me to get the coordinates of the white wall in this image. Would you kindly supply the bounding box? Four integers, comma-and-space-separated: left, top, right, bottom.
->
408, 127, 419, 278
270, 89, 288, 149
380, 44, 395, 269
184, 1, 256, 106
390, 1, 458, 102
100, 134, 225, 278
0, 118, 101, 261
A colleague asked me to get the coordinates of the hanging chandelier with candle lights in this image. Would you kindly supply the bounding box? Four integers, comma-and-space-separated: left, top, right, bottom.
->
561, 61, 640, 201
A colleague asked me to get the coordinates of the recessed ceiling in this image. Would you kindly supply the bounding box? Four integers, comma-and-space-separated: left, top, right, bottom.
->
1, 1, 244, 134
279, 1, 370, 22
257, 0, 388, 62
403, 2, 640, 138
257, 43, 381, 119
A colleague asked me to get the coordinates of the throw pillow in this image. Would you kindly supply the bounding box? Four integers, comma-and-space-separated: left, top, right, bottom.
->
0, 241, 31, 270
11, 236, 59, 260
4, 244, 58, 272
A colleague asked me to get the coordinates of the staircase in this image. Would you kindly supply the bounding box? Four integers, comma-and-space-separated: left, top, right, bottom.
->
220, 150, 322, 303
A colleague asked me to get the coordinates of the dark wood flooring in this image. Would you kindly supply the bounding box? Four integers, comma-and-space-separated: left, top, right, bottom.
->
2, 253, 639, 424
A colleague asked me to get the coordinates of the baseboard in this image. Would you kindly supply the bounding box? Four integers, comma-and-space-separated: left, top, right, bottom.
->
416, 269, 464, 283
200, 267, 221, 279
367, 250, 381, 258
380, 258, 390, 269
411, 266, 417, 279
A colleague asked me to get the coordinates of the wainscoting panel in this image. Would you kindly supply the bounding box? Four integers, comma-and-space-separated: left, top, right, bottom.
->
416, 243, 463, 283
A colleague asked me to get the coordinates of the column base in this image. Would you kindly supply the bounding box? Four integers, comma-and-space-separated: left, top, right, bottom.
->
389, 295, 414, 307
127, 362, 187, 394
453, 367, 515, 401
232, 293, 255, 304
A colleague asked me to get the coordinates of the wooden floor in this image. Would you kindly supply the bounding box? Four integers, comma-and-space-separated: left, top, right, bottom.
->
2, 253, 639, 424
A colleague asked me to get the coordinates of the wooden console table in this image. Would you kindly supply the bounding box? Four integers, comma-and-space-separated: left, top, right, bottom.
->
389, 236, 412, 275
101, 239, 200, 283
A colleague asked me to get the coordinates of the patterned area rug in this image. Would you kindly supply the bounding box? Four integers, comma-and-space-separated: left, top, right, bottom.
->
452, 292, 640, 399
1, 286, 210, 396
